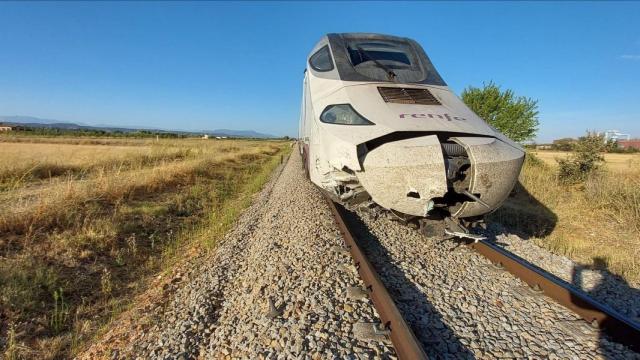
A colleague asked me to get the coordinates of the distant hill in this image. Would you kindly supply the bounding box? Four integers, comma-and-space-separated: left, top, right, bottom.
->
212, 129, 276, 138
0, 115, 83, 125
0, 115, 277, 138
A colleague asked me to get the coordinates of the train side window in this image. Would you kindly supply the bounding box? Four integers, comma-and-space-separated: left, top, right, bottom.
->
309, 45, 334, 72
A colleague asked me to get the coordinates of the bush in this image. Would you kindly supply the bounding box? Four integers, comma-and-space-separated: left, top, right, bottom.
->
525, 152, 545, 167
557, 132, 605, 183
608, 145, 640, 154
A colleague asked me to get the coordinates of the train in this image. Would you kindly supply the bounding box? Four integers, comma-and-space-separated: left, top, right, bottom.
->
298, 33, 525, 237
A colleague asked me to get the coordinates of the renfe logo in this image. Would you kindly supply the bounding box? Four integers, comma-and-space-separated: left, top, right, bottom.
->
399, 113, 466, 121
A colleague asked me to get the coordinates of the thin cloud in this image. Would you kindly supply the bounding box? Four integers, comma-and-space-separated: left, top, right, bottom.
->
620, 54, 640, 60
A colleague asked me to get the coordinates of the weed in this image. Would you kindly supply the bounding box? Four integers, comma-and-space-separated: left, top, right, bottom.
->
50, 288, 70, 334
126, 234, 138, 256
3, 324, 19, 360
114, 249, 126, 266
100, 268, 113, 296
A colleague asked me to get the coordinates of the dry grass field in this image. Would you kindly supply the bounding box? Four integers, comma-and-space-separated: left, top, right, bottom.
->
489, 151, 640, 287
532, 150, 640, 173
0, 136, 290, 359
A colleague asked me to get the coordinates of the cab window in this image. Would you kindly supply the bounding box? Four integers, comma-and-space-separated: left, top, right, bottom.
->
309, 45, 334, 72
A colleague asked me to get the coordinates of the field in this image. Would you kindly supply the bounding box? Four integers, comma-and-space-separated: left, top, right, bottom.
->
0, 136, 290, 359
489, 150, 640, 287
532, 150, 640, 172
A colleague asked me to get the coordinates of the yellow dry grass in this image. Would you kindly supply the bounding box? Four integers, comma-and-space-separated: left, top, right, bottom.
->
0, 142, 194, 191
0, 135, 162, 146
0, 136, 290, 359
489, 153, 640, 287
532, 150, 640, 173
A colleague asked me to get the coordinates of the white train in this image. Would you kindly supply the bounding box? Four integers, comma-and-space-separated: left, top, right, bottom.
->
299, 33, 524, 234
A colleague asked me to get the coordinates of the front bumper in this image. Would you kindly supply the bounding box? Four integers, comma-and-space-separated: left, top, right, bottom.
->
355, 135, 524, 218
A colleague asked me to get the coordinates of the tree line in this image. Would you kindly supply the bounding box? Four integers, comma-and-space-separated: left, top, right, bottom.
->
1, 125, 194, 138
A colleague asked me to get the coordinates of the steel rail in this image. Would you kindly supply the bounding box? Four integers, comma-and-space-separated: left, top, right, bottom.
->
469, 239, 640, 353
323, 196, 428, 360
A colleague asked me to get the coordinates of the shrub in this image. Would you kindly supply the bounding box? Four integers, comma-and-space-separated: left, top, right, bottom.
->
557, 132, 605, 183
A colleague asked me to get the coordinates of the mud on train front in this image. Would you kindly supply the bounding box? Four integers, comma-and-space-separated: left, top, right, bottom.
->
299, 33, 524, 228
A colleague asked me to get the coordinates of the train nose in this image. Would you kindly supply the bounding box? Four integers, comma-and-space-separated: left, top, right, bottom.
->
356, 135, 448, 217
355, 135, 525, 218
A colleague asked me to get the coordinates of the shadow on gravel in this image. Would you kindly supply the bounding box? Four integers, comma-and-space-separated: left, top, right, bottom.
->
572, 258, 640, 358
487, 181, 558, 239
340, 206, 474, 359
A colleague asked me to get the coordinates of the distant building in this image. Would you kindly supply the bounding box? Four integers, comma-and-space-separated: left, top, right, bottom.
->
618, 139, 640, 150
603, 130, 631, 142
0, 126, 11, 132
536, 144, 553, 150
202, 134, 209, 139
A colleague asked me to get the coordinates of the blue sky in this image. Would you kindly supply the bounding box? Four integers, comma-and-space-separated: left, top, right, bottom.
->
0, 2, 638, 141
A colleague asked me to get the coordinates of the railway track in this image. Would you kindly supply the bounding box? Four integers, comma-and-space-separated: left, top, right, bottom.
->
325, 195, 427, 360
324, 196, 640, 359
469, 239, 640, 353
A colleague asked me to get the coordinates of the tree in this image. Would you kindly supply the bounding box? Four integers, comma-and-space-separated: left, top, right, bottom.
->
461, 82, 539, 142
552, 138, 577, 151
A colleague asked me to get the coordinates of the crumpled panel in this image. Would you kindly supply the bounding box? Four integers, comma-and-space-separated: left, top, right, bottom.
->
451, 137, 525, 218
356, 135, 447, 217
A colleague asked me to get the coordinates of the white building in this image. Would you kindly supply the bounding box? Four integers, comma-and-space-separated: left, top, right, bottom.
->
603, 130, 630, 142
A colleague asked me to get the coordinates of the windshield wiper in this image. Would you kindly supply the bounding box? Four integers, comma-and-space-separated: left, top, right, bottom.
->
355, 45, 397, 82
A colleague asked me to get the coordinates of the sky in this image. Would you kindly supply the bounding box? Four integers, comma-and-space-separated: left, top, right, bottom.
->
0, 2, 639, 141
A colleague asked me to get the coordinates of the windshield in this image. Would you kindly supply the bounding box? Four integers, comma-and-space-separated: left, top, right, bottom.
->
326, 34, 446, 86
348, 42, 412, 67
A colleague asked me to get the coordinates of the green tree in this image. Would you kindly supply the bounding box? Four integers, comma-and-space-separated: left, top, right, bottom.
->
552, 138, 577, 151
462, 82, 539, 142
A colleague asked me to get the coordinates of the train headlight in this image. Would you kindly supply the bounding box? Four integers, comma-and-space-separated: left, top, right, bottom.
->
320, 104, 374, 125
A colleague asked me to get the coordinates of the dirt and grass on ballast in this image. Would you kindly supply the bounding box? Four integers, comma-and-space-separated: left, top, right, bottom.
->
0, 136, 290, 359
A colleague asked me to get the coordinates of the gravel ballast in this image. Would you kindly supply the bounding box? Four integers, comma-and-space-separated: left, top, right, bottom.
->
123, 150, 394, 359
345, 209, 639, 359
91, 149, 638, 359
491, 230, 640, 324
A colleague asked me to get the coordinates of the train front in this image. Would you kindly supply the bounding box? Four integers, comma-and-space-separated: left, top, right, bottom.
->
300, 33, 525, 221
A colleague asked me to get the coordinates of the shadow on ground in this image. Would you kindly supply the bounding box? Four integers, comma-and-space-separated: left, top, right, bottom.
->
572, 257, 640, 358
487, 181, 558, 239
339, 205, 474, 359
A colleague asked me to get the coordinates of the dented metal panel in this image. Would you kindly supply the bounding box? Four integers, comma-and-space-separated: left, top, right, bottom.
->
451, 137, 525, 218
356, 135, 447, 216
